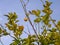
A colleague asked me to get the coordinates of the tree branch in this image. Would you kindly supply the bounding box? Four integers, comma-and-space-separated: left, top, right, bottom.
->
20, 0, 38, 38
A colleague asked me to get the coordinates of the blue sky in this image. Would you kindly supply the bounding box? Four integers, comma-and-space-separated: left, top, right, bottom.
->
0, 0, 60, 45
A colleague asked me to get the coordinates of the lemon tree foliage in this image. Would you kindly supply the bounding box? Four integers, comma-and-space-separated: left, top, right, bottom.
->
0, 0, 60, 45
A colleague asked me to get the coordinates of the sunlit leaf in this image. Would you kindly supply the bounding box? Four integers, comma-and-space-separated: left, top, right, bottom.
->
18, 25, 24, 30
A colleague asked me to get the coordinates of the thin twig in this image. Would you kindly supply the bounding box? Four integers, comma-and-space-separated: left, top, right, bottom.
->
34, 23, 37, 34
50, 17, 60, 34
25, 0, 29, 6
20, 0, 38, 38
8, 34, 17, 40
0, 37, 4, 45
0, 24, 5, 30
23, 30, 29, 35
40, 0, 44, 5
26, 23, 31, 35
50, 17, 56, 27
38, 23, 40, 34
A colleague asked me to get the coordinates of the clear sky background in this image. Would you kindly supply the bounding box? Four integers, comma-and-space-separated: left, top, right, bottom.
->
0, 0, 60, 45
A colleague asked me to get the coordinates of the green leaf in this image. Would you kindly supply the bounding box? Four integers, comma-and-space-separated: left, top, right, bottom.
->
15, 20, 19, 23
52, 28, 56, 32
57, 21, 60, 30
48, 24, 51, 28
3, 31, 9, 36
32, 10, 40, 17
42, 28, 47, 36
45, 1, 52, 6
0, 28, 2, 34
57, 21, 60, 25
34, 18, 41, 23
5, 12, 18, 21
10, 39, 20, 45
42, 15, 50, 25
